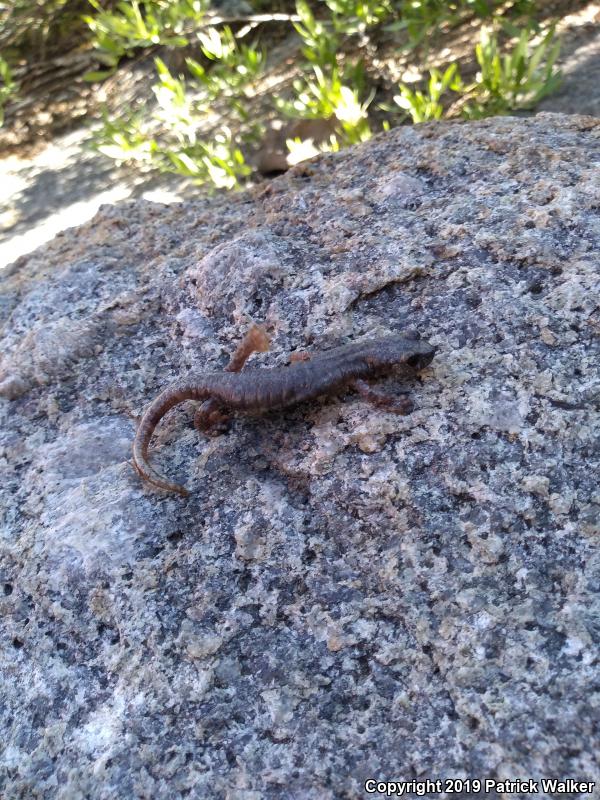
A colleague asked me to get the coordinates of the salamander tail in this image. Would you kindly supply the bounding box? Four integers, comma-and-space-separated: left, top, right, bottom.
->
131, 443, 190, 497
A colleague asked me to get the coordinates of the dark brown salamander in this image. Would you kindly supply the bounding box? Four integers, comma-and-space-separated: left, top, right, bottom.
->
132, 328, 436, 496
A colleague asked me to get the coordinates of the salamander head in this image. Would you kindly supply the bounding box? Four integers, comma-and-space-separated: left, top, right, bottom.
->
363, 336, 436, 372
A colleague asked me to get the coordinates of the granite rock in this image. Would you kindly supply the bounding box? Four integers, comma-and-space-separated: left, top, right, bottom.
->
0, 113, 599, 799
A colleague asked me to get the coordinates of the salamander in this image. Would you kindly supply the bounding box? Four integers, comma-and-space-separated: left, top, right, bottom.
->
132, 327, 436, 496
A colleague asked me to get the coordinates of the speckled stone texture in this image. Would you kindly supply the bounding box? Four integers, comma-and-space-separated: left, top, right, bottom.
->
1, 113, 599, 799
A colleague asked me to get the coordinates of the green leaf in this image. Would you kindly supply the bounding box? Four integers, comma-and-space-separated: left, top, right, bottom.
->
83, 69, 114, 82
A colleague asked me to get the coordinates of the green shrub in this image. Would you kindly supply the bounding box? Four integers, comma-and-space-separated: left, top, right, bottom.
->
326, 0, 393, 34
190, 24, 265, 99
385, 0, 535, 51
277, 64, 373, 146
0, 0, 88, 62
91, 22, 264, 189
279, 0, 375, 157
293, 0, 340, 68
83, 0, 562, 189
0, 55, 18, 126
390, 21, 559, 124
83, 0, 210, 78
465, 24, 561, 115
393, 64, 462, 123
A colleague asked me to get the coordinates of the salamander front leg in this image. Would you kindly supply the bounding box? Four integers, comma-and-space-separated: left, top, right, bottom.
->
289, 350, 311, 363
226, 323, 271, 372
351, 378, 413, 415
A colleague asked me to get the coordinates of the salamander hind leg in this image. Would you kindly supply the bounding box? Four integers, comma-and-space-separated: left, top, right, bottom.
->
351, 378, 414, 415
194, 399, 231, 436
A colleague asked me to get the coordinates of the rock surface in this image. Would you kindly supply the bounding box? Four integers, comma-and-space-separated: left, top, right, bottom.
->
1, 113, 599, 799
